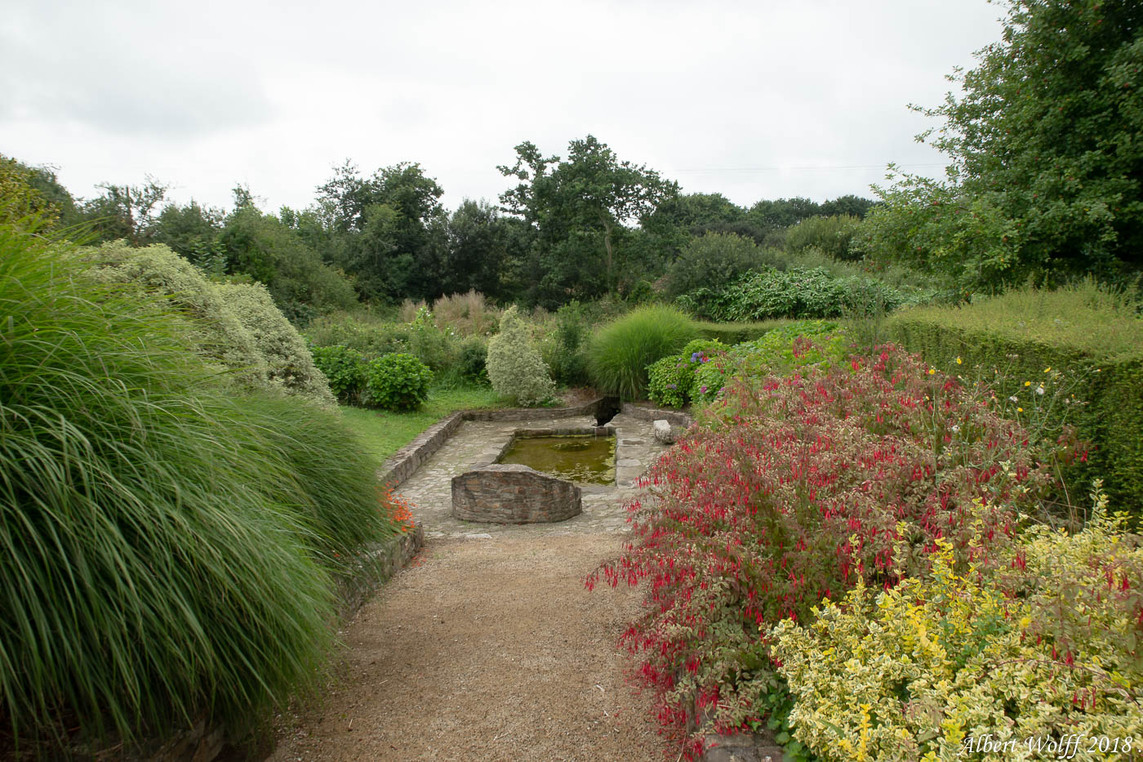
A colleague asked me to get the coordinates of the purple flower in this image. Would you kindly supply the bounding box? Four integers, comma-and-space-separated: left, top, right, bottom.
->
667, 383, 677, 390
699, 385, 708, 394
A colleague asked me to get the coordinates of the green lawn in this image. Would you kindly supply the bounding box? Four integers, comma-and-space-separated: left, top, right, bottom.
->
339, 386, 505, 463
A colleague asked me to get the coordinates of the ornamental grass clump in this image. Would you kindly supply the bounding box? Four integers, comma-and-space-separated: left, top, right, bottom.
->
0, 225, 398, 751
588, 343, 1061, 756
587, 305, 699, 400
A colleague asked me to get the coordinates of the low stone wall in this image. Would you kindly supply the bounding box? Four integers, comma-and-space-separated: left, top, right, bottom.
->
621, 401, 693, 429
379, 398, 606, 489
451, 464, 582, 524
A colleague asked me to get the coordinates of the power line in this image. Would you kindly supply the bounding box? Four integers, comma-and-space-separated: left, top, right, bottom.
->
673, 162, 946, 173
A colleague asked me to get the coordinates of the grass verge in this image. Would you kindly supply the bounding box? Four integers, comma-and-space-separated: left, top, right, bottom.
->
339, 386, 504, 462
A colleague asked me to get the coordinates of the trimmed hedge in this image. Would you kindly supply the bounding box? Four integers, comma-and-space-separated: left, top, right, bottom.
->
885, 282, 1143, 512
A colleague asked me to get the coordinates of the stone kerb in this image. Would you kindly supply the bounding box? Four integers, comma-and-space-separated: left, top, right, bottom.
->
451, 464, 583, 524
378, 398, 606, 489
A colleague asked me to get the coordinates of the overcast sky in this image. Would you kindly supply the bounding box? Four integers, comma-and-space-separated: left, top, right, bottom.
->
1, 0, 1006, 216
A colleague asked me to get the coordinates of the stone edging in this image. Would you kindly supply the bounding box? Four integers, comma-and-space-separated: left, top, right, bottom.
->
378, 398, 606, 489
621, 401, 694, 429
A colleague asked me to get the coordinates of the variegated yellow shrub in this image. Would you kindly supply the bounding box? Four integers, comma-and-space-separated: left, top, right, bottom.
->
771, 490, 1143, 761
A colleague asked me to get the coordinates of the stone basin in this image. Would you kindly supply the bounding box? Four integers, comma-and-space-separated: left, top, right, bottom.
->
450, 426, 614, 524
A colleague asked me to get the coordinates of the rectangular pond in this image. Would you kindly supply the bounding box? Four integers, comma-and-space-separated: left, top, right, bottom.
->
496, 429, 616, 486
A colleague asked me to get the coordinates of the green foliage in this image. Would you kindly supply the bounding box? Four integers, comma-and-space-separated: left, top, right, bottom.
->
586, 305, 699, 400
498, 135, 679, 303
310, 344, 368, 403
0, 155, 63, 228
695, 319, 789, 345
868, 0, 1143, 288
646, 339, 725, 408
692, 321, 847, 403
664, 232, 767, 300
784, 214, 862, 261
686, 266, 922, 322
89, 241, 271, 388
363, 353, 433, 411
543, 300, 593, 387
216, 282, 336, 405
885, 280, 1143, 511
455, 336, 490, 386
0, 224, 395, 749
772, 490, 1143, 760
486, 306, 557, 406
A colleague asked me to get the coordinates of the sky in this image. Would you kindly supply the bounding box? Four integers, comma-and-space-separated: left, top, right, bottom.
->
1, 0, 1007, 216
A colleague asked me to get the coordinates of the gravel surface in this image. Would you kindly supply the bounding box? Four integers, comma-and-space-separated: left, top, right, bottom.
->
268, 533, 667, 762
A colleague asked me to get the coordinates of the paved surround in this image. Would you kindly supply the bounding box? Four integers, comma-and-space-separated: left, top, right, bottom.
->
395, 412, 671, 539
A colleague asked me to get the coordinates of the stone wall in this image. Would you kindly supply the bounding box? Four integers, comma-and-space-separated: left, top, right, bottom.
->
452, 464, 582, 523
378, 399, 606, 489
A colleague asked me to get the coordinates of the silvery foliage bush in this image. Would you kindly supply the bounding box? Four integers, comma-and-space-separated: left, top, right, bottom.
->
216, 282, 336, 406
486, 306, 556, 407
90, 242, 270, 388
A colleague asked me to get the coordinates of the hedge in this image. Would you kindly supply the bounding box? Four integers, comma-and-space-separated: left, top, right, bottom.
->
884, 282, 1143, 513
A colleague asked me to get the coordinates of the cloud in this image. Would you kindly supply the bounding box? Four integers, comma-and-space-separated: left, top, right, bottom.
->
0, 2, 273, 138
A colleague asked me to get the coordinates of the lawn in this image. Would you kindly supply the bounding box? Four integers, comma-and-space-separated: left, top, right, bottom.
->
339, 386, 505, 463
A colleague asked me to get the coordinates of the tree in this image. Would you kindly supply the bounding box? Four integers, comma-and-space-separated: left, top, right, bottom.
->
152, 200, 226, 271
497, 136, 678, 305
315, 161, 447, 302
867, 0, 1143, 287
79, 177, 169, 245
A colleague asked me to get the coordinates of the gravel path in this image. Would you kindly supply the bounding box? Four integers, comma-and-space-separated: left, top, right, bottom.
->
268, 416, 671, 761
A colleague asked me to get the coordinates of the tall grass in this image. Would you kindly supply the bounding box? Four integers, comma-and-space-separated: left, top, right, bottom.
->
587, 305, 699, 400
0, 225, 391, 750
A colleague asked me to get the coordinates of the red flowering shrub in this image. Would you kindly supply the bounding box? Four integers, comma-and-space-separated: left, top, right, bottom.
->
588, 343, 1062, 755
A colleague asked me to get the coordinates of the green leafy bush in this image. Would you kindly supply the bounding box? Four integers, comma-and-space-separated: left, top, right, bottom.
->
543, 300, 592, 387
216, 282, 336, 406
772, 488, 1143, 760
692, 321, 847, 403
455, 336, 489, 386
665, 232, 767, 299
0, 224, 396, 750
587, 305, 699, 400
310, 344, 368, 404
646, 339, 725, 408
363, 353, 433, 411
784, 214, 862, 260
486, 306, 557, 406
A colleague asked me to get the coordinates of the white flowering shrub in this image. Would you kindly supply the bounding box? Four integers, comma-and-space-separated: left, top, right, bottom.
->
771, 490, 1143, 761
486, 306, 555, 407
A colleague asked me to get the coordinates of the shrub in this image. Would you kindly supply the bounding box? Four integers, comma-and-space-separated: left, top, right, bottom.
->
772, 487, 1143, 760
646, 339, 725, 408
432, 289, 500, 337
305, 310, 412, 358
587, 305, 699, 400
486, 306, 557, 406
216, 282, 336, 406
544, 300, 592, 387
88, 241, 270, 388
0, 224, 397, 750
665, 232, 767, 300
310, 344, 368, 404
455, 336, 489, 386
691, 320, 847, 403
363, 353, 433, 411
589, 344, 1057, 753
784, 214, 862, 260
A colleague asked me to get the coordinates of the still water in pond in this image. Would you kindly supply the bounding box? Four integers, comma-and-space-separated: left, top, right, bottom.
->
497, 435, 615, 485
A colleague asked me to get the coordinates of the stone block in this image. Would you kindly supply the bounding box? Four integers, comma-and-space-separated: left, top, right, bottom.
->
452, 464, 582, 523
652, 419, 676, 444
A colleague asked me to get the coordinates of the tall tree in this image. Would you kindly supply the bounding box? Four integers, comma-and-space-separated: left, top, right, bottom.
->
79, 177, 169, 245
865, 0, 1143, 287
498, 136, 678, 304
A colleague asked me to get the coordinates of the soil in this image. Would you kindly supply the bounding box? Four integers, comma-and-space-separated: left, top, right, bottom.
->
267, 533, 668, 762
